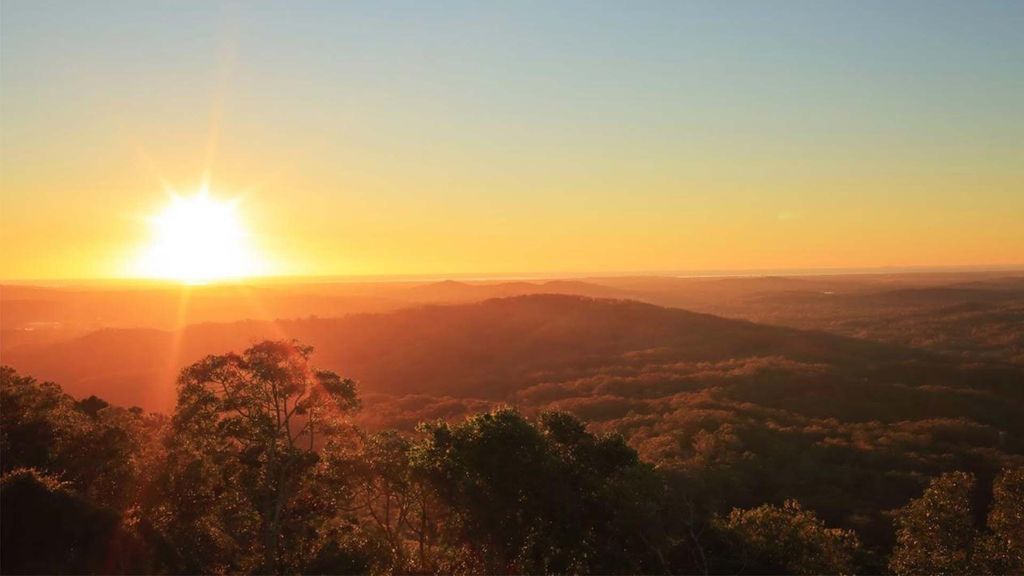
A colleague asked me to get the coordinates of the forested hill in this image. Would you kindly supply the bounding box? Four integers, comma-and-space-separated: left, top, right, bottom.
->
3, 295, 1023, 573
4, 294, 1020, 415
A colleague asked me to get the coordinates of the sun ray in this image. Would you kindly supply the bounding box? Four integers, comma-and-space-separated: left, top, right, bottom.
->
159, 285, 194, 407
233, 283, 292, 342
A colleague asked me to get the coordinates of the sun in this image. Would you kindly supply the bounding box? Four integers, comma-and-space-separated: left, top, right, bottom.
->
134, 186, 265, 284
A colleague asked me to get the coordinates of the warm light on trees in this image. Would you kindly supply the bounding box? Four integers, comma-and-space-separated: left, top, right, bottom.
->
159, 341, 360, 574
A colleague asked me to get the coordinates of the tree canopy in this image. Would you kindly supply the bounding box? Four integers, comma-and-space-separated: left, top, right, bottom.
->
2, 341, 1022, 575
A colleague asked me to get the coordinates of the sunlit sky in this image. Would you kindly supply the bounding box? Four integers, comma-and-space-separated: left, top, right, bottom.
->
2, 1, 1022, 280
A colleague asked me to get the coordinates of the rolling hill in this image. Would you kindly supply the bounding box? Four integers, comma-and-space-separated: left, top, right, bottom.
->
5, 293, 1022, 547
4, 295, 1020, 419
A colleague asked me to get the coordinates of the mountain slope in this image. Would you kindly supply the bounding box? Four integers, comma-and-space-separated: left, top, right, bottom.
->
7, 294, 1023, 542
5, 295, 1020, 418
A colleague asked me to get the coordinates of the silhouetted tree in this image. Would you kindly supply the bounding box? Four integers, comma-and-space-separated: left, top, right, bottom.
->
1, 367, 81, 474
0, 366, 159, 509
0, 468, 172, 574
157, 340, 359, 574
411, 408, 679, 574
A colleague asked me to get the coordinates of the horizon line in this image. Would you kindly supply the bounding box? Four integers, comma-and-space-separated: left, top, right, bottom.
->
3, 263, 1024, 288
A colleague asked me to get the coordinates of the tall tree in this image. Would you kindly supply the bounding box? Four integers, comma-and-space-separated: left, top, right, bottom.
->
160, 340, 359, 574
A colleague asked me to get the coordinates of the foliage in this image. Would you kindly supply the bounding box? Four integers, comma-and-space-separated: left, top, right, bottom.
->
0, 468, 171, 574
3, 327, 1023, 575
889, 468, 1024, 575
983, 467, 1024, 572
412, 408, 687, 574
316, 429, 444, 573
717, 499, 861, 575
889, 471, 978, 575
0, 366, 162, 508
154, 340, 360, 574
8, 293, 1023, 568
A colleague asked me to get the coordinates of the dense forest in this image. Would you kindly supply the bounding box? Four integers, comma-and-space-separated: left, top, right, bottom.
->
3, 275, 1023, 574
2, 337, 1022, 574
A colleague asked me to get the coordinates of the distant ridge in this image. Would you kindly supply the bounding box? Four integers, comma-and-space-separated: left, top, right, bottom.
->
5, 294, 1020, 417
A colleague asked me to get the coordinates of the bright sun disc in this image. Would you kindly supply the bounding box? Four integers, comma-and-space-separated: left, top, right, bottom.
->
135, 188, 264, 284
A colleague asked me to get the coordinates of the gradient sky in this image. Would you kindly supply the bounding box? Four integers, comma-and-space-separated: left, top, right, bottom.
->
2, 0, 1022, 280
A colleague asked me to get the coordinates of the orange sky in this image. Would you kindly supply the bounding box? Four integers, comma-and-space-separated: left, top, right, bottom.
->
2, 2, 1022, 281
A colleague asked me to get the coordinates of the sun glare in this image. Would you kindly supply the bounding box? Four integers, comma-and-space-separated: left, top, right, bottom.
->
135, 187, 264, 284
